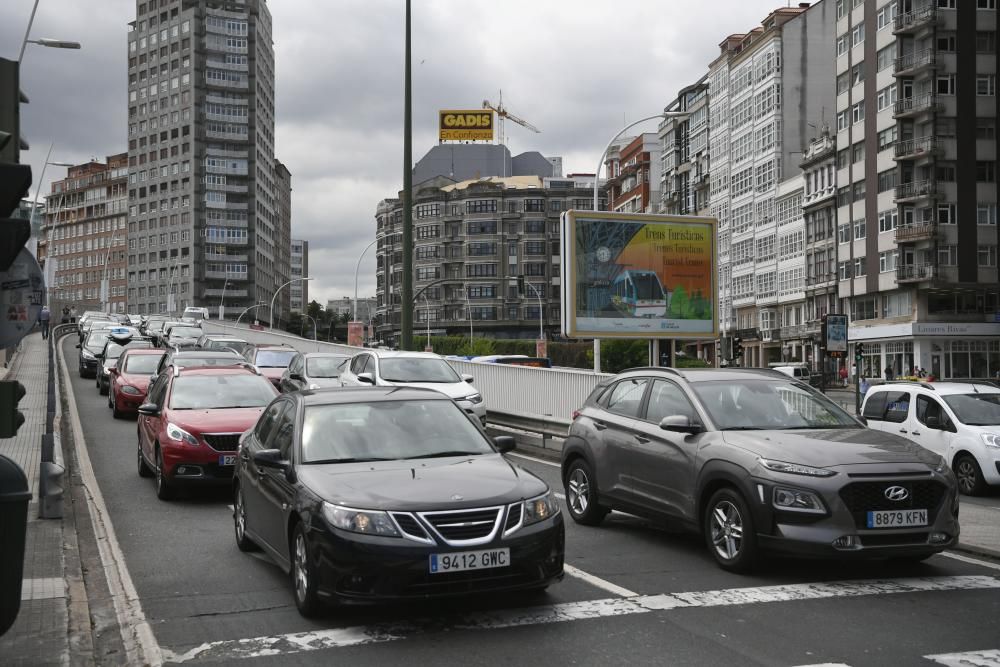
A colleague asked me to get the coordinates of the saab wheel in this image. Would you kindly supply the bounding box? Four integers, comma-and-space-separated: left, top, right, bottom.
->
954, 454, 987, 496
234, 485, 259, 552
155, 448, 173, 500
137, 441, 152, 478
704, 487, 758, 573
291, 523, 323, 617
564, 459, 608, 526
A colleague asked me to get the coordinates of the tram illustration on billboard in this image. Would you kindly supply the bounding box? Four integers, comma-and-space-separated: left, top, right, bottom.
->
610, 270, 670, 318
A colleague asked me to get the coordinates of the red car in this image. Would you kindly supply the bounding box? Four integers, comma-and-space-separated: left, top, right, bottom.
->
108, 349, 166, 418
136, 364, 279, 500
244, 344, 297, 389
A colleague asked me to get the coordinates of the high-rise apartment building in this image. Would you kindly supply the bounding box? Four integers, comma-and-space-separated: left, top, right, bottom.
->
836, 0, 999, 379
125, 0, 278, 319
275, 159, 291, 320
708, 3, 835, 368
43, 154, 129, 314
289, 238, 308, 313
659, 77, 711, 216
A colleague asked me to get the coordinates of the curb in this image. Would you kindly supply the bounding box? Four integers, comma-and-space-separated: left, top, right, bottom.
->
954, 542, 1000, 561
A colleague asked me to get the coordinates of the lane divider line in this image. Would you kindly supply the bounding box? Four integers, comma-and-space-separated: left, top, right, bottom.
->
159, 575, 1000, 663
563, 564, 638, 598
939, 551, 1000, 573
57, 336, 164, 666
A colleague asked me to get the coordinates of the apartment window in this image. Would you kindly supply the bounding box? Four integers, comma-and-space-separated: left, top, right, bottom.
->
938, 203, 956, 225
878, 209, 898, 233
836, 34, 848, 56
938, 245, 958, 266
977, 161, 996, 182
876, 43, 897, 72
936, 35, 957, 52
851, 101, 865, 124
852, 142, 865, 163
851, 63, 864, 86
467, 285, 496, 299
977, 204, 998, 225
836, 149, 849, 169
854, 218, 867, 240
876, 85, 897, 112
852, 180, 866, 202
976, 76, 996, 96
851, 24, 865, 47
524, 199, 544, 212
936, 163, 957, 182
877, 169, 898, 193
936, 75, 956, 95
836, 0, 846, 19
936, 117, 956, 138
466, 220, 497, 235
836, 72, 850, 95
466, 263, 497, 277
524, 220, 545, 234
838, 223, 851, 244
876, 3, 898, 29
976, 118, 996, 140
879, 250, 898, 273
852, 296, 878, 322
977, 0, 996, 8
415, 203, 440, 218
978, 245, 997, 267
466, 200, 497, 214
467, 242, 496, 256
836, 110, 849, 132
853, 257, 867, 277
976, 32, 996, 52
936, 0, 956, 7
838, 260, 851, 280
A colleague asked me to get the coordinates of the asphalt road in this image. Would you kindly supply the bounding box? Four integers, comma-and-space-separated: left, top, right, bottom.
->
61, 337, 1000, 666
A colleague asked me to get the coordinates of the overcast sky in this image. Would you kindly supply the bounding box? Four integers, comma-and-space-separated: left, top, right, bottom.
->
2, 0, 787, 305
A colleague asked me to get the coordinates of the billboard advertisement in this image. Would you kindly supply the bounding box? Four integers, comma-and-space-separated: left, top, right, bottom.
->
561, 211, 717, 339
439, 110, 494, 142
823, 313, 848, 357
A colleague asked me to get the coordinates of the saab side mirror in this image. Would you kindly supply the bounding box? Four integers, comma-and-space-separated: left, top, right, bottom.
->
137, 403, 160, 416
659, 415, 703, 435
462, 374, 475, 384
493, 435, 516, 453
357, 373, 375, 385
252, 448, 288, 470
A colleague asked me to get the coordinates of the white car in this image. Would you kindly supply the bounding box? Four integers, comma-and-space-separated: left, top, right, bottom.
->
339, 350, 487, 425
861, 381, 1000, 495
183, 306, 210, 322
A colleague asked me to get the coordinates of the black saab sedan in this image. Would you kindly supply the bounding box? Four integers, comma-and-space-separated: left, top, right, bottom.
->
233, 386, 564, 616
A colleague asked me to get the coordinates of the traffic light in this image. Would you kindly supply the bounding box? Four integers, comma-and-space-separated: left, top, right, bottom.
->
0, 57, 32, 272
733, 337, 744, 359
0, 381, 26, 438
855, 342, 864, 361
516, 275, 525, 297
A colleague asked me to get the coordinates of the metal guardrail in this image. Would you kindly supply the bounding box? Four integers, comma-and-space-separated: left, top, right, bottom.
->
38, 323, 76, 519
487, 409, 571, 452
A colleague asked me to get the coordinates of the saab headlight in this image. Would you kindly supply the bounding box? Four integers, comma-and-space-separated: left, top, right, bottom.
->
522, 492, 560, 526
759, 458, 835, 477
165, 422, 199, 446
322, 503, 400, 537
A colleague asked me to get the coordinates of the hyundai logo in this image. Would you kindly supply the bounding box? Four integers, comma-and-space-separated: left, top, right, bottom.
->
884, 485, 910, 502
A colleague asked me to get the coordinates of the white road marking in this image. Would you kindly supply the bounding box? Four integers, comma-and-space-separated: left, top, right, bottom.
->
563, 564, 638, 598
925, 649, 1000, 666
58, 335, 164, 665
160, 575, 1000, 663
940, 551, 1000, 572
790, 663, 852, 667
555, 492, 566, 500
507, 452, 560, 468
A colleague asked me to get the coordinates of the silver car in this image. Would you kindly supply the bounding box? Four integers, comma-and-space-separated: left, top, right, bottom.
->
562, 367, 960, 572
279, 352, 351, 392
339, 350, 487, 425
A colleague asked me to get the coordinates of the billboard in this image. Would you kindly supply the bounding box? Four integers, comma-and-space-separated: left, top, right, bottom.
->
561, 211, 717, 339
439, 110, 494, 142
823, 313, 848, 357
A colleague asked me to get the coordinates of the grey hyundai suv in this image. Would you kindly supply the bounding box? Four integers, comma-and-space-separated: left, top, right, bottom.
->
562, 367, 960, 572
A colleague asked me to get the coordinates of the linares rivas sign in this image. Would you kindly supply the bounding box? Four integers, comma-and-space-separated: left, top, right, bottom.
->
439, 110, 494, 141
560, 211, 718, 339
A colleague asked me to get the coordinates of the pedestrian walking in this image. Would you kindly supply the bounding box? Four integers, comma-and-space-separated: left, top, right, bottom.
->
38, 305, 51, 339
860, 377, 870, 395
69, 305, 77, 323
884, 365, 894, 382
61, 305, 70, 324
839, 365, 848, 387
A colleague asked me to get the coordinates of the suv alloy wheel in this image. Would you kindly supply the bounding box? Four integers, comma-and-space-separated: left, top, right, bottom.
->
704, 488, 758, 573
564, 458, 608, 526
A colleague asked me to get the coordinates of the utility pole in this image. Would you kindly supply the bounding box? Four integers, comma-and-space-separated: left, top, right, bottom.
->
400, 0, 413, 350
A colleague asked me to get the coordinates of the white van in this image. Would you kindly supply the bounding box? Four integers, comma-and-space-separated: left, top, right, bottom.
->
772, 365, 812, 381
182, 306, 210, 322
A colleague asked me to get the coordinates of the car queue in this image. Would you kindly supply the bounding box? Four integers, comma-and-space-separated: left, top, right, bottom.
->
67, 316, 988, 617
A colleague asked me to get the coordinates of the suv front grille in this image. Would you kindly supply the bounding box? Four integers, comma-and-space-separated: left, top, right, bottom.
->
839, 481, 948, 528
203, 433, 241, 451
420, 507, 502, 545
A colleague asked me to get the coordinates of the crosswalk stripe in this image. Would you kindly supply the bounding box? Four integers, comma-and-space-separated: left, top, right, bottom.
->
925, 649, 1000, 666
160, 575, 1000, 663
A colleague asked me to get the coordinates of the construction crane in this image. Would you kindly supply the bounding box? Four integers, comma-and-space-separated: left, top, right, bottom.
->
482, 94, 541, 149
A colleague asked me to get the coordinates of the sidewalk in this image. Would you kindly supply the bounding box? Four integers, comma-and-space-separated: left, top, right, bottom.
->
0, 332, 70, 666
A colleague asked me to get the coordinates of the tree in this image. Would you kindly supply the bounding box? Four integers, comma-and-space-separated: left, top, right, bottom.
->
307, 300, 322, 320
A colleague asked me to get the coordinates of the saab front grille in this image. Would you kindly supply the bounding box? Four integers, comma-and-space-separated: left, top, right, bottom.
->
391, 513, 431, 543
504, 504, 522, 533
421, 507, 502, 545
203, 433, 241, 451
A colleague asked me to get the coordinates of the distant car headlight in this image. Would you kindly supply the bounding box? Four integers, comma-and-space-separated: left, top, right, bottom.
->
322, 503, 400, 536
981, 433, 1000, 449
522, 492, 560, 526
81, 350, 96, 360
758, 458, 836, 477
465, 393, 483, 404
772, 486, 826, 514
165, 422, 199, 446
121, 385, 142, 395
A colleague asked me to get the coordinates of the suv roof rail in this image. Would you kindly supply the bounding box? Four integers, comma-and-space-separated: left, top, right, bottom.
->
619, 366, 684, 377
172, 361, 260, 377
882, 379, 936, 390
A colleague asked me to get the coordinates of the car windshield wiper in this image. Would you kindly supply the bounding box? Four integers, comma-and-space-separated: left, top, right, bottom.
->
404, 451, 485, 459
305, 457, 393, 464
722, 426, 765, 431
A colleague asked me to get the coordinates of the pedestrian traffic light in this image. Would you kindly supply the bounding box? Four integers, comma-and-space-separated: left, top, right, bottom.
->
0, 381, 26, 438
733, 337, 743, 359
516, 275, 525, 297
0, 57, 32, 273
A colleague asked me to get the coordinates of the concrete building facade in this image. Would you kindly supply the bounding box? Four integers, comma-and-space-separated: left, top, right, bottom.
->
43, 154, 129, 314
289, 238, 308, 313
275, 159, 291, 320
836, 0, 999, 380
604, 133, 662, 214
125, 0, 278, 319
659, 77, 711, 217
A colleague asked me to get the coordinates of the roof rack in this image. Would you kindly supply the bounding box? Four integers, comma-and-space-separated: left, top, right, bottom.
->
883, 380, 936, 390
172, 361, 261, 377
619, 366, 684, 377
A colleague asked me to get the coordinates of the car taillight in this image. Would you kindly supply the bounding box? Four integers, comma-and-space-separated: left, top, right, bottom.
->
572, 410, 581, 420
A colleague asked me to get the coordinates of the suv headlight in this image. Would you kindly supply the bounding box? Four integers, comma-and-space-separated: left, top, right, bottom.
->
465, 393, 483, 405
981, 433, 1000, 449
522, 492, 560, 526
165, 422, 199, 446
322, 503, 400, 537
772, 486, 826, 514
759, 458, 835, 477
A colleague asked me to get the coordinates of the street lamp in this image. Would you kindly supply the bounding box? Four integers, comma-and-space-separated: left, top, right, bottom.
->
422, 290, 431, 351
303, 314, 317, 341
218, 276, 229, 320
590, 110, 690, 372
353, 238, 378, 322
18, 0, 81, 61
270, 277, 313, 331
235, 302, 266, 328
524, 281, 544, 340
100, 228, 121, 313
464, 283, 473, 342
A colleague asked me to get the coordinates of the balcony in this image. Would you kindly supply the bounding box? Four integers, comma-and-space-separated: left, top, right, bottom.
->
896, 263, 936, 282
894, 220, 937, 243
893, 136, 939, 161
893, 48, 935, 76
893, 93, 938, 119
893, 5, 937, 34
894, 179, 937, 202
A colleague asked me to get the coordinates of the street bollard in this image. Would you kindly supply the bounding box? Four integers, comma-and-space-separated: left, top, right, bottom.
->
0, 454, 29, 637
38, 433, 64, 519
